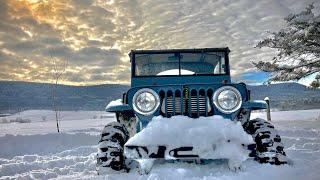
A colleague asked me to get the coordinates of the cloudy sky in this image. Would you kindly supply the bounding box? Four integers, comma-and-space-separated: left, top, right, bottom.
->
0, 0, 317, 85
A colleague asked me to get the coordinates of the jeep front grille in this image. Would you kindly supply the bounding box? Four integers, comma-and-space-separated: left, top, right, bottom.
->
160, 89, 212, 118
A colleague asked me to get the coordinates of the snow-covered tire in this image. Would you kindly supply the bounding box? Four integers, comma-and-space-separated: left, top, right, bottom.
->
116, 111, 136, 137
96, 121, 129, 173
243, 118, 287, 165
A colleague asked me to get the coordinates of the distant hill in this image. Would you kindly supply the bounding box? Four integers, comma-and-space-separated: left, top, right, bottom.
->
248, 83, 320, 110
0, 81, 129, 113
0, 81, 319, 113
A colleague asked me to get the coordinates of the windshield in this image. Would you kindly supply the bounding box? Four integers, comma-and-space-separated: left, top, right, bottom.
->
134, 51, 227, 76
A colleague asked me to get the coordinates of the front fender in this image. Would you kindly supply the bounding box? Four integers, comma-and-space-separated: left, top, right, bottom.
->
106, 104, 133, 113
242, 100, 267, 110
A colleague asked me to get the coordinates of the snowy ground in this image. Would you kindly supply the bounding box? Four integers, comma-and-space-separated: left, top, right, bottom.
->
0, 109, 320, 180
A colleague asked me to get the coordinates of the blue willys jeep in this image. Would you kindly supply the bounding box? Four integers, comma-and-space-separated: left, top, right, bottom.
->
96, 48, 287, 174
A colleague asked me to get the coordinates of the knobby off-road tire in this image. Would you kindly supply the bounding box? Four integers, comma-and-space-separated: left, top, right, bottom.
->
243, 118, 287, 165
96, 121, 129, 173
116, 111, 137, 137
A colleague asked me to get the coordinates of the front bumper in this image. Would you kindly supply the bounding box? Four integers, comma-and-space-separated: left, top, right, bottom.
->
125, 145, 200, 159
124, 144, 255, 160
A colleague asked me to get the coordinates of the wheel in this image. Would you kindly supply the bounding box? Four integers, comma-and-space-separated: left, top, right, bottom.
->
116, 111, 137, 137
243, 118, 287, 165
96, 121, 129, 173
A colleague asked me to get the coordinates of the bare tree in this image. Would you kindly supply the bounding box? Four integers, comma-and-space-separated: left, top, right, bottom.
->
49, 50, 68, 133
253, 4, 320, 88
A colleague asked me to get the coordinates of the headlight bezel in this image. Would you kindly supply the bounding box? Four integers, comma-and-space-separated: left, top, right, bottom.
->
132, 88, 160, 116
213, 86, 242, 114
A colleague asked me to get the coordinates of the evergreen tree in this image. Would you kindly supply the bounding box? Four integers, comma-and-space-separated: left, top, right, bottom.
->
253, 4, 320, 87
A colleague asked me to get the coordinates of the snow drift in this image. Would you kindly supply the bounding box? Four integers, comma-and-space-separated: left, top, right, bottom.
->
125, 115, 254, 167
1, 110, 320, 179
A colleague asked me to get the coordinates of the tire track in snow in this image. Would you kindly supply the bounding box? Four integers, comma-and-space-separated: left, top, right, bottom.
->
0, 133, 99, 179
0, 146, 97, 179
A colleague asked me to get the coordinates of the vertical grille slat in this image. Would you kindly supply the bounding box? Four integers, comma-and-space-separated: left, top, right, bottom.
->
188, 89, 192, 117
172, 92, 175, 116
205, 90, 208, 117
197, 91, 199, 117
180, 91, 184, 115
165, 91, 168, 117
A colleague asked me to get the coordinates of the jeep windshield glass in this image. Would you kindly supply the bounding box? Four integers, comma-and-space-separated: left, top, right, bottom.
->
134, 52, 226, 76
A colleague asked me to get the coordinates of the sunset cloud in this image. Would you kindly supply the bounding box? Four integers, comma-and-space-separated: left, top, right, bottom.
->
0, 0, 317, 85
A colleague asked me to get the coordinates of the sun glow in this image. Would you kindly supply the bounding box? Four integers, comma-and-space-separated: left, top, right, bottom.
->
27, 0, 41, 3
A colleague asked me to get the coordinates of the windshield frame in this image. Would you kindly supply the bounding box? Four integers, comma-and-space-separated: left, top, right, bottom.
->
131, 48, 230, 78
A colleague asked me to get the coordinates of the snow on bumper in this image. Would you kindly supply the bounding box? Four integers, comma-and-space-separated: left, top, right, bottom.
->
124, 115, 254, 163
125, 144, 255, 160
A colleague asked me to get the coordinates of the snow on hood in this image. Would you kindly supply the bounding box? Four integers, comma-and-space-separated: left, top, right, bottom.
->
126, 115, 254, 163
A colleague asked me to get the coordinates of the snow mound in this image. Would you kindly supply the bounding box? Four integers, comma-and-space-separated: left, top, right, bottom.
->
3, 110, 110, 123
126, 115, 254, 166
0, 117, 31, 124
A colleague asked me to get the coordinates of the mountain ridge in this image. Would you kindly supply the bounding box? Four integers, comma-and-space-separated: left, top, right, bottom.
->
0, 81, 319, 113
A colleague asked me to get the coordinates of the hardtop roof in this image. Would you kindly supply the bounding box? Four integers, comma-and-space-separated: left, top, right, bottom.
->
129, 47, 230, 55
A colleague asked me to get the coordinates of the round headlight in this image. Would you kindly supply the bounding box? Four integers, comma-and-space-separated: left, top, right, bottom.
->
213, 86, 242, 114
132, 88, 160, 115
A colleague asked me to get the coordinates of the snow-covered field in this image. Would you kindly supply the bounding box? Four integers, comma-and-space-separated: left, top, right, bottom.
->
0, 109, 320, 180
